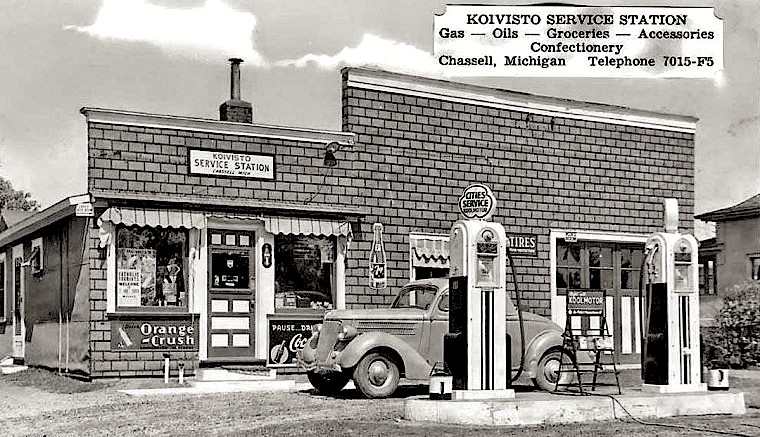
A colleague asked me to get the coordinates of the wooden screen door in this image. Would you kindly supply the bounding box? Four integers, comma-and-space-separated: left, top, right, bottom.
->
12, 256, 25, 358
207, 229, 256, 360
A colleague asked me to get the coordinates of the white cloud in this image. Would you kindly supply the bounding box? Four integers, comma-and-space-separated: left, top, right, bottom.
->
66, 0, 264, 65
276, 34, 441, 76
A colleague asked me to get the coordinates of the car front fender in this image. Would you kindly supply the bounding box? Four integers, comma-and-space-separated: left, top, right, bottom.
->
338, 332, 432, 380
523, 329, 566, 378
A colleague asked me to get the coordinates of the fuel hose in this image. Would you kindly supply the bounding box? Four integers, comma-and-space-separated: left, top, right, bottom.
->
506, 246, 526, 383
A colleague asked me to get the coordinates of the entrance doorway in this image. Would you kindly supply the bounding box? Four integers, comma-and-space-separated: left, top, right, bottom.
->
12, 250, 25, 359
207, 229, 256, 360
555, 239, 645, 365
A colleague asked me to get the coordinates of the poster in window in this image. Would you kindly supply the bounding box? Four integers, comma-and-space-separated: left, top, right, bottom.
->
117, 269, 141, 307
118, 248, 157, 306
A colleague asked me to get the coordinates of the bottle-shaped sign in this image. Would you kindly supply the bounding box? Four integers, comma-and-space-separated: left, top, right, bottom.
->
369, 223, 387, 289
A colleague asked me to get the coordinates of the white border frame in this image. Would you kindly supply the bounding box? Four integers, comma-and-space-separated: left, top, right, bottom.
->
31, 237, 43, 274
0, 252, 5, 323
549, 229, 648, 326
408, 232, 450, 281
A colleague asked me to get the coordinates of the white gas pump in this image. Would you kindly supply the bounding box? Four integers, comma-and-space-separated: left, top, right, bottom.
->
444, 184, 513, 398
641, 198, 706, 393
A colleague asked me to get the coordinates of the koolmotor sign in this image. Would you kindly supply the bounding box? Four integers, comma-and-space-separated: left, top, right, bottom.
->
111, 319, 199, 350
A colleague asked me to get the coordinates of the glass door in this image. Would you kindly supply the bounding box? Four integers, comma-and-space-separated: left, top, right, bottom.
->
207, 230, 256, 359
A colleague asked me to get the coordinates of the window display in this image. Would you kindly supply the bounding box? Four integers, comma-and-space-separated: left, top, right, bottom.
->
275, 235, 334, 311
116, 227, 187, 309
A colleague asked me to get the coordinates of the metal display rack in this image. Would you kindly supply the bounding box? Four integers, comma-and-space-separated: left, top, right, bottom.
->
555, 289, 621, 395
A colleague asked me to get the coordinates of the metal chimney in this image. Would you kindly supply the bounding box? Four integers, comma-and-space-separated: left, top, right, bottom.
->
229, 57, 243, 100
220, 58, 253, 123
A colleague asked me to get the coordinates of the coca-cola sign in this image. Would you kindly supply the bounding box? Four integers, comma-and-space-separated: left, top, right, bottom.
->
267, 317, 321, 367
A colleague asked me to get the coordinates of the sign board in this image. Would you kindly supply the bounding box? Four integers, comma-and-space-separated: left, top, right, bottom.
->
458, 184, 496, 220
565, 232, 578, 243
434, 5, 723, 78
505, 233, 538, 257
111, 319, 199, 350
267, 317, 321, 367
75, 202, 94, 217
189, 149, 275, 180
566, 289, 606, 316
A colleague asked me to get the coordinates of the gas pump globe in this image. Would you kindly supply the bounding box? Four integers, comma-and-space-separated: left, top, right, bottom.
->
642, 198, 706, 393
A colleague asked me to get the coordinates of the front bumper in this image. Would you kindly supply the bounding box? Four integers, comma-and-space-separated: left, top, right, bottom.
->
296, 322, 345, 373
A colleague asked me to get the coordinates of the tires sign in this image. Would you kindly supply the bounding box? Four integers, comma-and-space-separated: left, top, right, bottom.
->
458, 184, 496, 220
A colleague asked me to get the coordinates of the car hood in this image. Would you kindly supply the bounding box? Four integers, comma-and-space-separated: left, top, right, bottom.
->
324, 308, 426, 321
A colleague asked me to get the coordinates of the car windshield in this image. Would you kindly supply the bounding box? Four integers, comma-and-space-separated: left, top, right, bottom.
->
391, 284, 439, 310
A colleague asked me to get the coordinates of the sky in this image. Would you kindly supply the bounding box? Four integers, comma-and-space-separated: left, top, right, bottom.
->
0, 0, 758, 214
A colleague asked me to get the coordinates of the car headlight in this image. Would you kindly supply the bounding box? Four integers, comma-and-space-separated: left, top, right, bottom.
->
337, 324, 358, 341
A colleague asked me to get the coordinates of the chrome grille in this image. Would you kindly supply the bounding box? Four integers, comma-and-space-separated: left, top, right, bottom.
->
316, 321, 342, 362
355, 321, 418, 336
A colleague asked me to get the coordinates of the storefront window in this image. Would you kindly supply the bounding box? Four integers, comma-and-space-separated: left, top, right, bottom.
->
116, 227, 187, 309
275, 235, 334, 311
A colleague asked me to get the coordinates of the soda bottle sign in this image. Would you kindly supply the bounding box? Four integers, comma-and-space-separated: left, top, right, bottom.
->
369, 223, 387, 289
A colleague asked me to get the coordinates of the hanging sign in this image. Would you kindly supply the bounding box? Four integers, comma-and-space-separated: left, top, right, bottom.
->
458, 184, 496, 220
75, 202, 94, 217
566, 289, 606, 316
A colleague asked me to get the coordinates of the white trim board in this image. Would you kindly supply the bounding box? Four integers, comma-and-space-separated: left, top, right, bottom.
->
345, 69, 697, 134
80, 108, 356, 146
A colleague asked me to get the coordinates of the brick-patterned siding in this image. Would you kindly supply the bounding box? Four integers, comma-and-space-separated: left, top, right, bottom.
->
85, 70, 694, 374
338, 71, 694, 314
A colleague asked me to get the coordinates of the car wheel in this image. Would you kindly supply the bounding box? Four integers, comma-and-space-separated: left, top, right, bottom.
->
352, 352, 400, 398
532, 349, 572, 392
307, 371, 350, 395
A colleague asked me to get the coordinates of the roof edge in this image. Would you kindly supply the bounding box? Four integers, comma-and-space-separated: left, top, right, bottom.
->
80, 107, 355, 147
342, 67, 697, 134
0, 194, 91, 247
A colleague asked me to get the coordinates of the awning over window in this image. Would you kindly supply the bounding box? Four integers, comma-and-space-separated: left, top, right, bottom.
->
98, 207, 206, 229
255, 215, 352, 237
411, 237, 449, 268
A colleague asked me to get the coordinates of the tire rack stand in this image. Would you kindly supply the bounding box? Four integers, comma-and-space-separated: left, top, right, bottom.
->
554, 290, 621, 395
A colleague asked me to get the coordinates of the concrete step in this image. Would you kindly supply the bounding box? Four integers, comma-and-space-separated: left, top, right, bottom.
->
195, 367, 276, 382
0, 365, 28, 375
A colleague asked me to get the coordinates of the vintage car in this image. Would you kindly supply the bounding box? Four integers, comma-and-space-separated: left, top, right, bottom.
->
296, 278, 573, 398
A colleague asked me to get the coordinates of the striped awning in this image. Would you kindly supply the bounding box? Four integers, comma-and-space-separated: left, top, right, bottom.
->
98, 207, 206, 229
411, 238, 449, 267
259, 216, 352, 237
207, 213, 352, 237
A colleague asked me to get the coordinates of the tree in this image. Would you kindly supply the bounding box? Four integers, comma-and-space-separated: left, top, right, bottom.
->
0, 176, 39, 211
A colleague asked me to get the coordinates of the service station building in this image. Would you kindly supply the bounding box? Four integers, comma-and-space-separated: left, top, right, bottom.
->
0, 67, 695, 377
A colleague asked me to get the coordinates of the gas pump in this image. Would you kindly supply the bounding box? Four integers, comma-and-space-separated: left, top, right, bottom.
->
641, 198, 706, 393
444, 184, 513, 397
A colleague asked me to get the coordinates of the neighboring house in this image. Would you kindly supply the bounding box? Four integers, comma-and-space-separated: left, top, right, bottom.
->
0, 210, 35, 232
695, 194, 760, 296
694, 218, 717, 296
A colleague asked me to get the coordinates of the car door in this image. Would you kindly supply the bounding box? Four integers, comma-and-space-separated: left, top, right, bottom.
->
425, 289, 449, 365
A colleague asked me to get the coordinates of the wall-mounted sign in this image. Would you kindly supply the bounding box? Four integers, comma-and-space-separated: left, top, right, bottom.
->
505, 233, 538, 257
189, 149, 275, 179
369, 223, 387, 289
262, 243, 272, 268
75, 202, 94, 217
458, 184, 496, 220
111, 319, 199, 350
565, 232, 578, 243
267, 317, 321, 367
566, 289, 606, 316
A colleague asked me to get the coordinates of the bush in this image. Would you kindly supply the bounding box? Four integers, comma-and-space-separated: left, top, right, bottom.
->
703, 281, 760, 368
